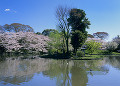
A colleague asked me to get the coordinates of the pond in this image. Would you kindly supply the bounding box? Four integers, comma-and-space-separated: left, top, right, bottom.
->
0, 56, 120, 86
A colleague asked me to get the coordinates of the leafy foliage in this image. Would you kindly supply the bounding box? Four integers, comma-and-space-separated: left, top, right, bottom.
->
71, 30, 87, 53
76, 50, 84, 57
36, 32, 42, 35
3, 23, 34, 32
42, 29, 59, 36
85, 41, 101, 54
68, 9, 90, 33
68, 8, 90, 54
48, 32, 64, 55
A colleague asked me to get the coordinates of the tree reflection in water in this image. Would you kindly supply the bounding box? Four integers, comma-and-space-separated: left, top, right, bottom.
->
42, 60, 108, 86
0, 58, 51, 85
0, 57, 112, 86
105, 56, 120, 70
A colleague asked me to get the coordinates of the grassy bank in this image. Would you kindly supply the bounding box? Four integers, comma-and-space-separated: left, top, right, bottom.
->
71, 51, 120, 60
71, 55, 104, 60
0, 50, 120, 61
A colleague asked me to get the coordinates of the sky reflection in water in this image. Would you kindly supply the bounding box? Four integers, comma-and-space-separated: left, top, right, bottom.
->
0, 57, 120, 86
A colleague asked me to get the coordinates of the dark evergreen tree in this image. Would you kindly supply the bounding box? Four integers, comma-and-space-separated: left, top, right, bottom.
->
68, 9, 90, 54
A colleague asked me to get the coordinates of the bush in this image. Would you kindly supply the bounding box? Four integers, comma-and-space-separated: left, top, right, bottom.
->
0, 46, 6, 54
85, 41, 101, 54
106, 42, 118, 52
48, 48, 57, 55
76, 51, 84, 57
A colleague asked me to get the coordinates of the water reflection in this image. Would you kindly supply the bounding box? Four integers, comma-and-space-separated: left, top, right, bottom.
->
0, 58, 51, 85
71, 61, 88, 86
105, 56, 120, 69
0, 57, 119, 86
42, 60, 108, 86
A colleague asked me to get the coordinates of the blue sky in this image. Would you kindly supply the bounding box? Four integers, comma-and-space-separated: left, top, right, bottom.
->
0, 0, 120, 41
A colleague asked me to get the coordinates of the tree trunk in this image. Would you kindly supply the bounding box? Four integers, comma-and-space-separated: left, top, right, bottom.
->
66, 25, 69, 55
74, 48, 77, 56
66, 37, 69, 54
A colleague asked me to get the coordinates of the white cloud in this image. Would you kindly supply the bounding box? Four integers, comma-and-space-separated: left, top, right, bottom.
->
4, 9, 10, 11
4, 9, 17, 13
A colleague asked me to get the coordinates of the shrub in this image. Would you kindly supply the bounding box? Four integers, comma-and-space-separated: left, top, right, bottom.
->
106, 42, 118, 52
76, 51, 84, 57
48, 48, 57, 55
85, 40, 101, 54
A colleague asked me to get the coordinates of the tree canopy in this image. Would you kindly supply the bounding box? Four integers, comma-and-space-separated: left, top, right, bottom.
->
42, 29, 59, 36
0, 32, 49, 53
68, 8, 90, 54
48, 32, 64, 54
93, 32, 109, 40
71, 30, 87, 54
3, 23, 34, 32
36, 32, 42, 35
88, 34, 94, 38
68, 9, 90, 33
85, 40, 101, 54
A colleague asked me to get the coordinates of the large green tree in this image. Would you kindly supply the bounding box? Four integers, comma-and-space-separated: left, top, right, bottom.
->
48, 32, 64, 54
68, 9, 90, 54
68, 9, 90, 32
71, 30, 87, 54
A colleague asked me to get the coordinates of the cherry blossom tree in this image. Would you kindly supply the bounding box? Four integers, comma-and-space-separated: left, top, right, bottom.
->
0, 32, 50, 54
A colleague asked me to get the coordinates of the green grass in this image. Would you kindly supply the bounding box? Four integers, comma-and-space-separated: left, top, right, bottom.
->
71, 50, 120, 60
71, 55, 104, 60
111, 52, 120, 55
85, 50, 120, 55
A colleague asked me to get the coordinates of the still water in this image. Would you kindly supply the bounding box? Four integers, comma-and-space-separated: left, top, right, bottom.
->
0, 56, 120, 86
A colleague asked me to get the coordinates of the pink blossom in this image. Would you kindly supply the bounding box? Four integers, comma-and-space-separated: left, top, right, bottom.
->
0, 32, 50, 53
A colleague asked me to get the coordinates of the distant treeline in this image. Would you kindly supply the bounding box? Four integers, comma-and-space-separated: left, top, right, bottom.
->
0, 23, 34, 33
